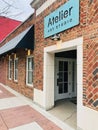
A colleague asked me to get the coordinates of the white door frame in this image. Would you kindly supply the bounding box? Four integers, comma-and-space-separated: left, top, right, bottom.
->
34, 37, 83, 111
43, 37, 83, 110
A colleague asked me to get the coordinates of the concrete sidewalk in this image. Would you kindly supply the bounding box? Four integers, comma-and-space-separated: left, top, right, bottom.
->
0, 83, 75, 130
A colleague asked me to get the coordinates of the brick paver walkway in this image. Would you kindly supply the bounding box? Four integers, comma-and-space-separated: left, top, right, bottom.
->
0, 85, 15, 99
0, 84, 62, 130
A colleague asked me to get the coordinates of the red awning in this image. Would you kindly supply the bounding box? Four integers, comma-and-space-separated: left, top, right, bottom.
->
0, 17, 21, 43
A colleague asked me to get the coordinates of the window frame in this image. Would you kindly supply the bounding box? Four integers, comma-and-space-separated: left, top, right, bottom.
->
14, 58, 18, 82
9, 59, 12, 80
26, 56, 33, 87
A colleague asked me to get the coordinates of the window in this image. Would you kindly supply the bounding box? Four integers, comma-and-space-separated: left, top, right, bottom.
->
9, 59, 12, 80
26, 56, 33, 86
14, 58, 18, 82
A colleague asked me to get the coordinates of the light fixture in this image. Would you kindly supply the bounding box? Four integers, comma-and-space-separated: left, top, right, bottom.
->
27, 49, 31, 56
9, 55, 11, 60
56, 39, 62, 49
51, 34, 60, 41
14, 53, 16, 59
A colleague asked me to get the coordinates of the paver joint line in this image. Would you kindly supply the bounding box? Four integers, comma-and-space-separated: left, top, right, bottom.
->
0, 112, 9, 129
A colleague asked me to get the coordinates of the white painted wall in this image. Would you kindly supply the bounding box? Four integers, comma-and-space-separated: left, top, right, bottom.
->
34, 89, 45, 108
77, 106, 98, 130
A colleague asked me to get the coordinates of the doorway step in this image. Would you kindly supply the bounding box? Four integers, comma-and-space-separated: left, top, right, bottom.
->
48, 99, 77, 129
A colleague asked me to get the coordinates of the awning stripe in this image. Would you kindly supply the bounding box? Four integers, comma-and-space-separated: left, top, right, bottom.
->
0, 26, 34, 55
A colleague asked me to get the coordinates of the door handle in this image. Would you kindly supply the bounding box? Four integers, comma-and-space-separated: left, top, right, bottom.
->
57, 73, 59, 76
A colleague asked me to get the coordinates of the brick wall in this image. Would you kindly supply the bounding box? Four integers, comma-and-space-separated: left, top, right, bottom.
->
83, 0, 98, 110
34, 0, 98, 111
0, 14, 35, 99
83, 23, 98, 110
0, 57, 7, 84
6, 49, 34, 99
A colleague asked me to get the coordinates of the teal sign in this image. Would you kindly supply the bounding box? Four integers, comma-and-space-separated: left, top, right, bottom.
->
44, 0, 79, 38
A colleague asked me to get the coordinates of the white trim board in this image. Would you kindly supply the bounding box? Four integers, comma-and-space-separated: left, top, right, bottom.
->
36, 0, 56, 16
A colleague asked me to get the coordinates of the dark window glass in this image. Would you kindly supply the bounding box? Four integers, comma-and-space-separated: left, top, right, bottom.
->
59, 72, 63, 82
64, 61, 68, 71
58, 83, 63, 94
59, 61, 63, 71
64, 72, 68, 82
64, 83, 68, 93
